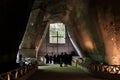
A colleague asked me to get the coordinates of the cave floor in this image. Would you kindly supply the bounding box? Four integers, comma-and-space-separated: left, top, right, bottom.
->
27, 64, 106, 80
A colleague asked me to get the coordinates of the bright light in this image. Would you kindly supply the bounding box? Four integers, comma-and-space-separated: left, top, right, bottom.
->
100, 23, 120, 65
81, 31, 94, 50
49, 23, 65, 44
16, 52, 20, 63
68, 32, 83, 57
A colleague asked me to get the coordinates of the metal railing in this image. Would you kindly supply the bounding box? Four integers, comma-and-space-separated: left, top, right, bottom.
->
0, 62, 37, 80
72, 59, 120, 79
85, 64, 120, 80
86, 64, 120, 74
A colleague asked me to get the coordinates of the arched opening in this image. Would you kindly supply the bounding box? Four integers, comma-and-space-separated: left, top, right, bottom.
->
37, 22, 78, 64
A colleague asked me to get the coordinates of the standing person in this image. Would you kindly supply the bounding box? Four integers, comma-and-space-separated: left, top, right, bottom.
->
49, 55, 53, 64
45, 54, 49, 64
64, 52, 68, 67
60, 52, 64, 67
57, 54, 60, 64
53, 54, 57, 64
68, 53, 72, 66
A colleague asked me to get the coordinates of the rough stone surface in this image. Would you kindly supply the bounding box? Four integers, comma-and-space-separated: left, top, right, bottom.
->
18, 0, 120, 65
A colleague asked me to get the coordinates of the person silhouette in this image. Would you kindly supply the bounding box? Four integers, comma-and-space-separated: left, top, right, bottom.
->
45, 54, 49, 64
